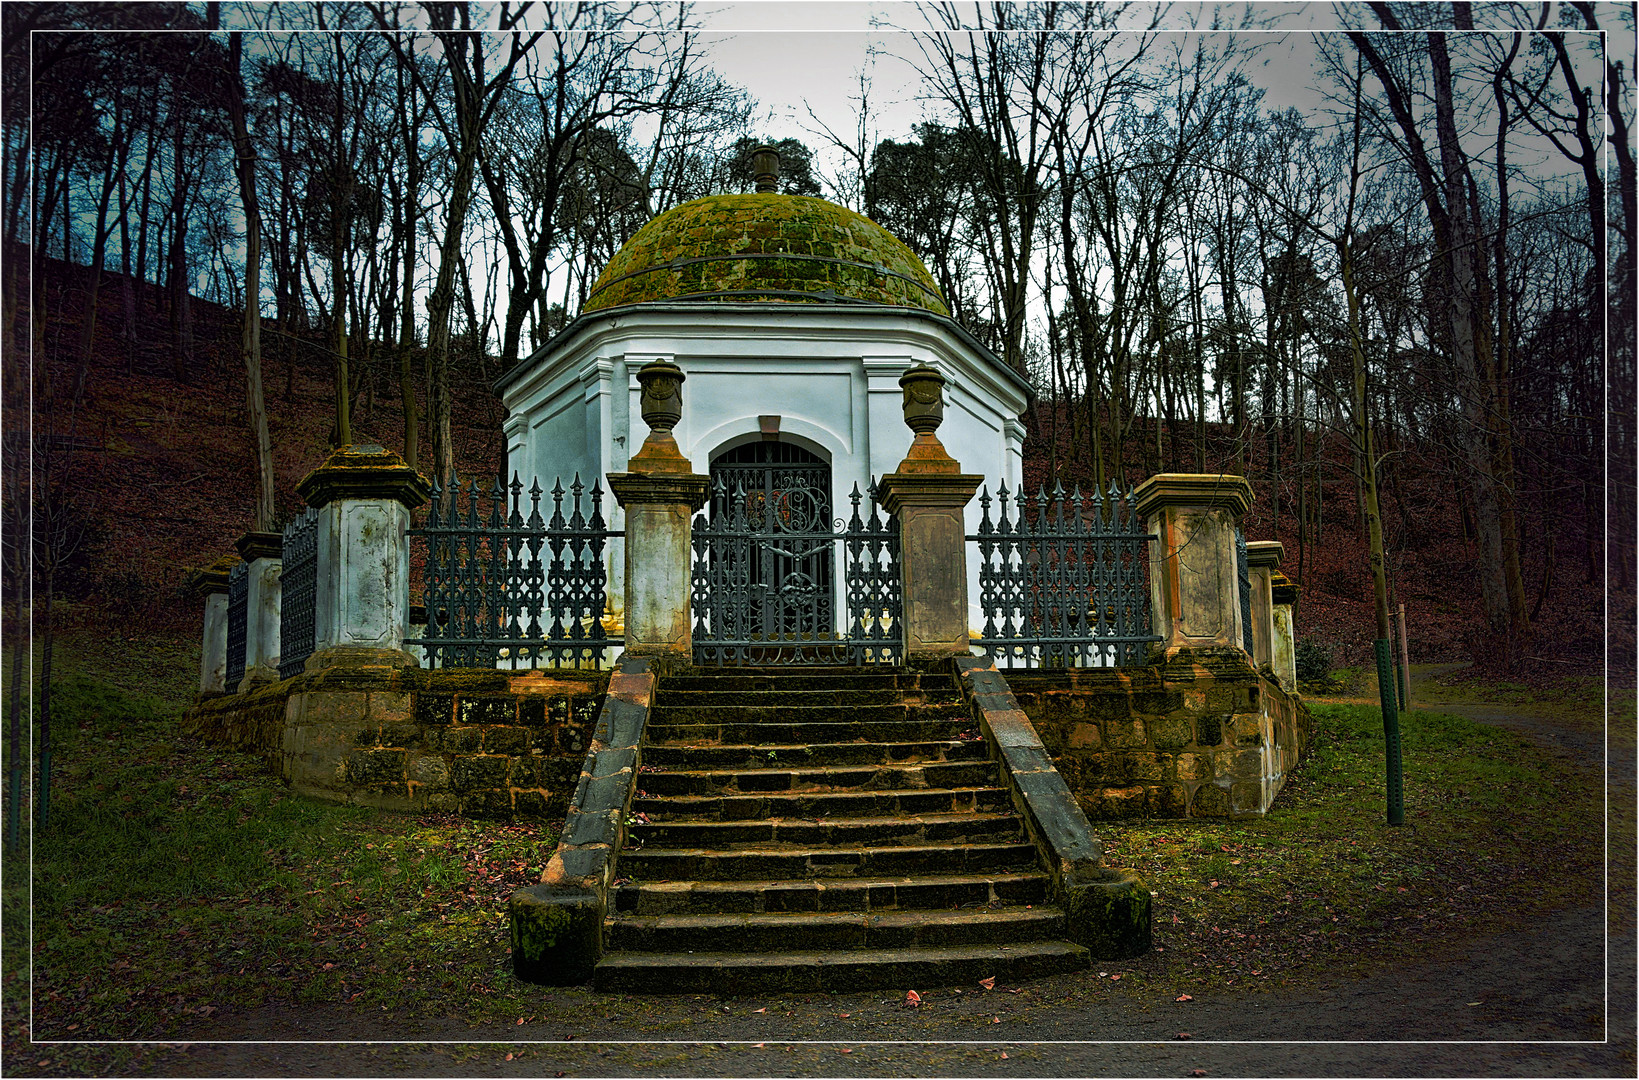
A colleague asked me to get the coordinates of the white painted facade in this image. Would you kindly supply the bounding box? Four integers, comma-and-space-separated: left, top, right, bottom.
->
496, 303, 1032, 632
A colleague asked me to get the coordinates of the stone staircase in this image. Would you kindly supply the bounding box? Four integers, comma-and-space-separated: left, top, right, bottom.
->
590, 666, 1093, 993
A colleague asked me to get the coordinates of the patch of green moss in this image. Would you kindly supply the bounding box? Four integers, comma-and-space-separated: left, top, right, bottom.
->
583, 193, 949, 315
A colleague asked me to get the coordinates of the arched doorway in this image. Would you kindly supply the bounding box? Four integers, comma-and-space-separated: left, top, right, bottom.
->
701, 440, 836, 648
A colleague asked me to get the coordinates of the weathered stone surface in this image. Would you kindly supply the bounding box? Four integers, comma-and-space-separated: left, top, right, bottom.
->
484, 725, 530, 755
1103, 720, 1148, 749
409, 755, 450, 789
460, 697, 514, 726
1149, 718, 1192, 750
462, 788, 514, 817
346, 749, 406, 785
442, 727, 483, 755
450, 755, 510, 792
1191, 783, 1229, 817
415, 694, 454, 726
1062, 874, 1152, 959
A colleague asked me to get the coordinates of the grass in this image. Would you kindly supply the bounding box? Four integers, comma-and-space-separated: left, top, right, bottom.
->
0, 632, 1615, 1059
1104, 698, 1608, 993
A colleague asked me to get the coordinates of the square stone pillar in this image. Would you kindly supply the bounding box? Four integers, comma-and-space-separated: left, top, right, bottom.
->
185, 555, 238, 697
1132, 474, 1255, 660
234, 531, 283, 691
607, 361, 709, 660
296, 443, 431, 673
1271, 572, 1301, 693
878, 365, 983, 661
1245, 540, 1284, 671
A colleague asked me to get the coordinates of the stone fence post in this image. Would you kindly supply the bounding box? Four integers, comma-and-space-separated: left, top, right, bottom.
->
607, 360, 709, 661
1245, 540, 1284, 672
295, 444, 430, 673
185, 555, 238, 698
235, 531, 283, 691
1271, 572, 1300, 693
1132, 474, 1254, 662
878, 365, 982, 662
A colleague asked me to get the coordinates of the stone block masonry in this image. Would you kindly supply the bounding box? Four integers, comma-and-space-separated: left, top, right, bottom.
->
187, 666, 608, 819
1007, 648, 1310, 820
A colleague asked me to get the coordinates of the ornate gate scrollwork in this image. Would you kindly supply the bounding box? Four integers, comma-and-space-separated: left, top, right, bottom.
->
692, 442, 900, 665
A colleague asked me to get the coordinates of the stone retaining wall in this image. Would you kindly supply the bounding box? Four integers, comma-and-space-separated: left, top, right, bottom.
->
186, 666, 609, 819
1005, 647, 1310, 820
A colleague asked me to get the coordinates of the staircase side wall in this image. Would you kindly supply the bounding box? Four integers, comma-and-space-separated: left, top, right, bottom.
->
186, 668, 608, 819
1006, 652, 1310, 820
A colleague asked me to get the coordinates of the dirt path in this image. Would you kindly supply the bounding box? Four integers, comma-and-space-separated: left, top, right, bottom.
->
25, 672, 1635, 1078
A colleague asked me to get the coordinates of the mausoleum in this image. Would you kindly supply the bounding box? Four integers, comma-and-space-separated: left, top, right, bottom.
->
494, 151, 1031, 638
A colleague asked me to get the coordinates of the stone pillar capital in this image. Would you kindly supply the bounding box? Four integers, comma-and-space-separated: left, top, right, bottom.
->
1271, 572, 1300, 610
876, 471, 983, 515
185, 554, 239, 599
606, 472, 710, 511
296, 443, 430, 510
235, 530, 283, 562
1132, 473, 1253, 521
1246, 540, 1285, 570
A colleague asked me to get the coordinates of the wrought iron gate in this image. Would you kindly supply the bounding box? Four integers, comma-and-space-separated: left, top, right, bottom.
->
691, 442, 900, 665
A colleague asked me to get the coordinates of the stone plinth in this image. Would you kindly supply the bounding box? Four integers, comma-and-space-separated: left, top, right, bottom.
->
878, 365, 983, 660
606, 360, 709, 659
234, 531, 283, 691
1245, 540, 1284, 670
1271, 573, 1300, 693
186, 555, 239, 697
296, 443, 430, 673
1132, 474, 1255, 660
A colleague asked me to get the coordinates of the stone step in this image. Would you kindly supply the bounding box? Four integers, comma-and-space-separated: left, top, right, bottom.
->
591, 940, 1091, 993
640, 739, 989, 770
653, 688, 961, 709
632, 786, 1012, 821
646, 718, 976, 746
616, 841, 1040, 881
605, 906, 1066, 953
662, 669, 958, 694
636, 759, 1002, 797
611, 871, 1052, 916
628, 811, 1023, 850
651, 703, 968, 726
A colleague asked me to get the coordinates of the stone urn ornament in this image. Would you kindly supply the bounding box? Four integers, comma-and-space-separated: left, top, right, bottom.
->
628, 359, 692, 473
899, 363, 946, 434
637, 359, 685, 435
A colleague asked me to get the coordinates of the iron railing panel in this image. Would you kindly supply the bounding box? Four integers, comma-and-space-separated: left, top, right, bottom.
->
968, 481, 1160, 669
407, 473, 619, 669
278, 508, 319, 680
225, 559, 248, 689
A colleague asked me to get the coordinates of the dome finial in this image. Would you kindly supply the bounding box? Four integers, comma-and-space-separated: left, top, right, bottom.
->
751, 144, 780, 193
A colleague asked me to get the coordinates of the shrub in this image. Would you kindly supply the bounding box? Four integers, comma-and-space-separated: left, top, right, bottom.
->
1296, 639, 1333, 684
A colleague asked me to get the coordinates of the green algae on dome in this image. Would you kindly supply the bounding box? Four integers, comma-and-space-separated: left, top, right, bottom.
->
582, 193, 949, 317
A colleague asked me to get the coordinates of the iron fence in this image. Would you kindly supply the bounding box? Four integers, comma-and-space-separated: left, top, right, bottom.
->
692, 478, 901, 665
225, 559, 248, 689
1236, 526, 1253, 656
278, 508, 319, 680
407, 473, 619, 669
967, 481, 1160, 668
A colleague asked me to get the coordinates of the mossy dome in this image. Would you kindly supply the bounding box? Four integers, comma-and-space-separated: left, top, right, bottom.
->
582, 193, 949, 317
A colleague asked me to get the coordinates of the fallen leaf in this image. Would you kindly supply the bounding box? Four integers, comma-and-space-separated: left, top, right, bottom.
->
991, 1016, 1001, 1024
1110, 974, 1121, 981
1175, 1032, 1192, 1040
979, 976, 996, 990
839, 1048, 853, 1054
905, 990, 921, 1006
505, 1053, 514, 1061
1192, 1070, 1208, 1077
754, 1007, 767, 1013
516, 1017, 526, 1025
1000, 1052, 1009, 1059
1176, 994, 1193, 1002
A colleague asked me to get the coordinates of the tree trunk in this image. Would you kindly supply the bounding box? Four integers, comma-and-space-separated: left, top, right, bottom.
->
229, 32, 277, 531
